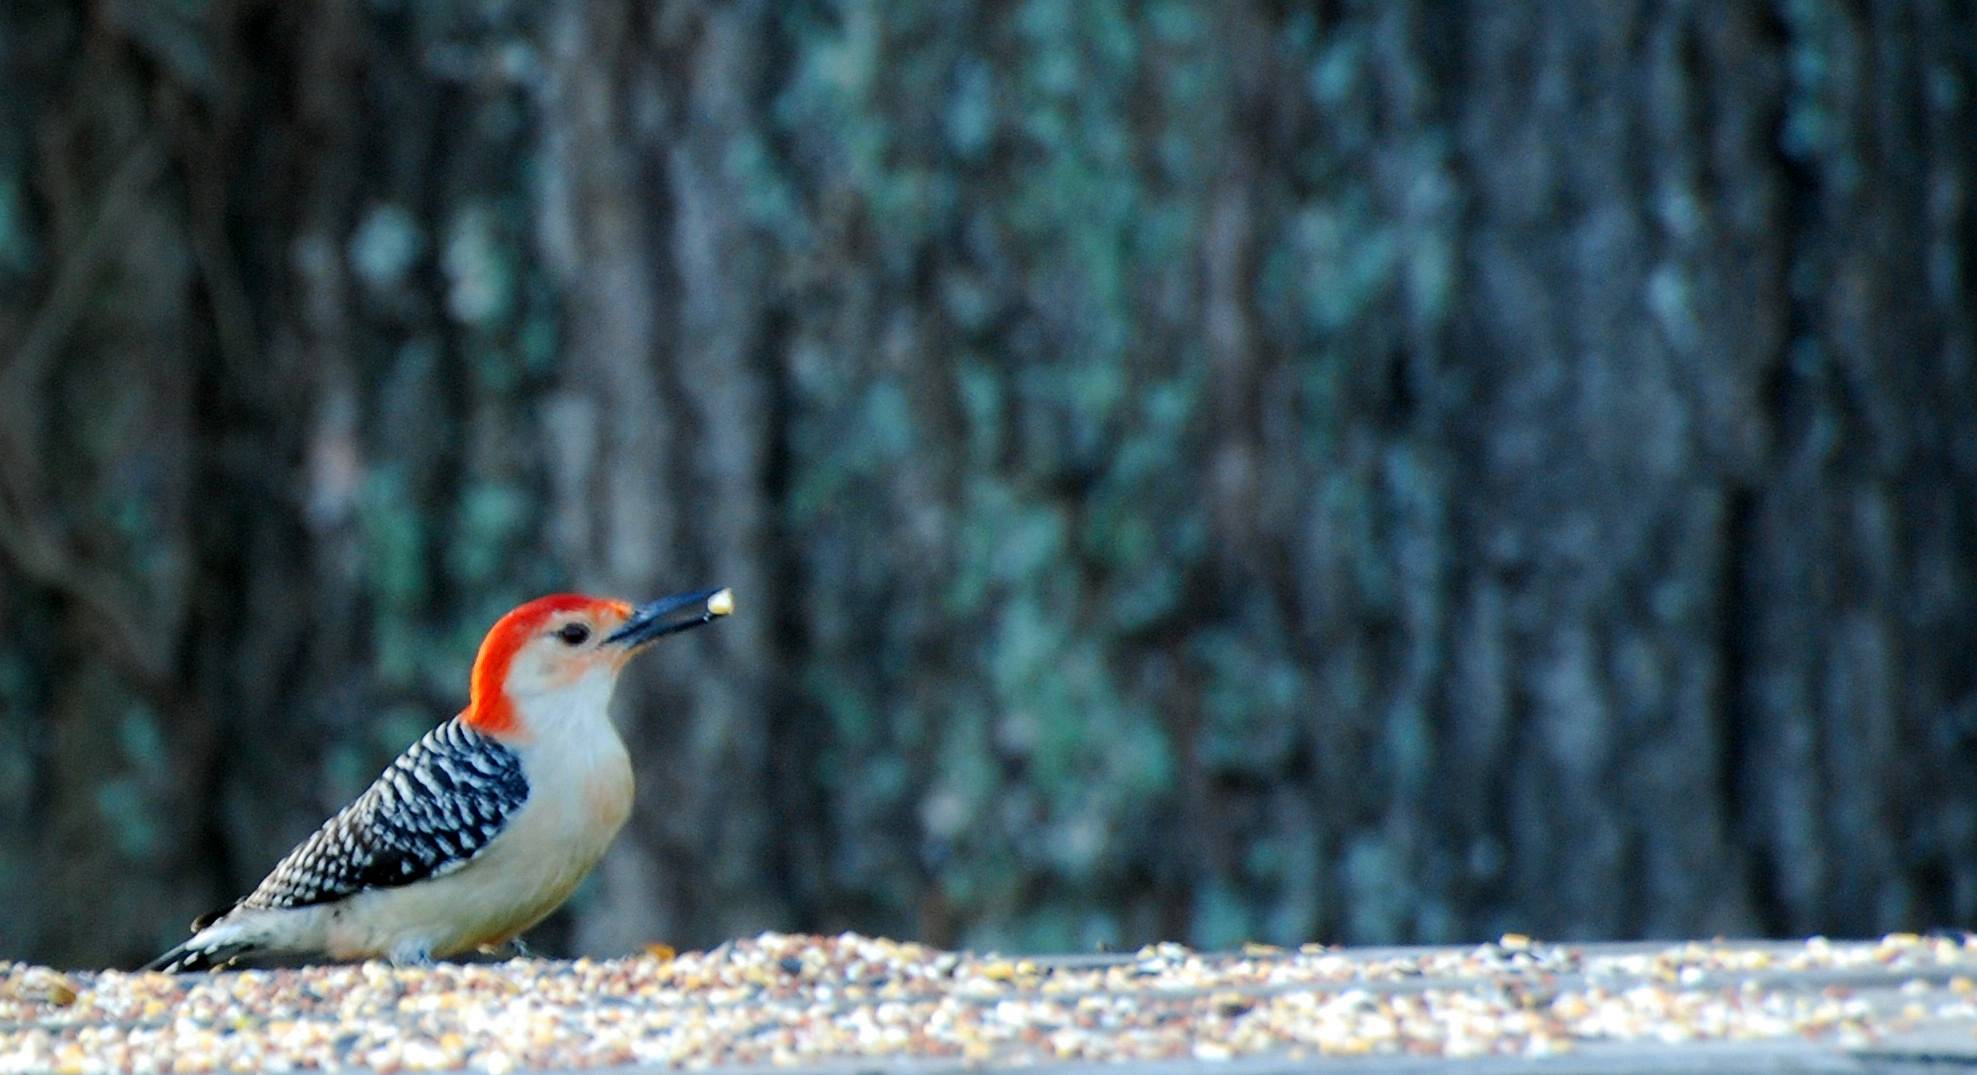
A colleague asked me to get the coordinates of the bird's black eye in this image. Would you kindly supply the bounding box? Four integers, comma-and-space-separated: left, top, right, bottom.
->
556, 622, 591, 646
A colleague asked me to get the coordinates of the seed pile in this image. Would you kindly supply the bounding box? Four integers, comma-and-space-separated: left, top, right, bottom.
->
4, 932, 1977, 1071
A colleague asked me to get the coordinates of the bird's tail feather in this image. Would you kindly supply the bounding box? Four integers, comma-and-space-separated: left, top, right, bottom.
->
144, 915, 261, 973
143, 936, 255, 973
144, 899, 264, 973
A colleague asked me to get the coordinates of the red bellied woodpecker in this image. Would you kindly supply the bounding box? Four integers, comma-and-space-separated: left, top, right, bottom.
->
146, 588, 734, 972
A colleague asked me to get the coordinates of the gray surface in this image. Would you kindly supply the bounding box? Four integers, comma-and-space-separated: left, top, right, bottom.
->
565, 1042, 1956, 1075
12, 938, 1977, 1072
607, 940, 1977, 1074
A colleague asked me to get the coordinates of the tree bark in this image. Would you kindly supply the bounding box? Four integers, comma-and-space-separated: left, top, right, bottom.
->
0, 0, 1971, 968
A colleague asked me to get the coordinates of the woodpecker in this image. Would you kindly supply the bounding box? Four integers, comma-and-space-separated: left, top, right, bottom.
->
146, 587, 733, 972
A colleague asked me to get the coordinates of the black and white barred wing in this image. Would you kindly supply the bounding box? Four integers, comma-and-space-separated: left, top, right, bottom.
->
240, 718, 530, 911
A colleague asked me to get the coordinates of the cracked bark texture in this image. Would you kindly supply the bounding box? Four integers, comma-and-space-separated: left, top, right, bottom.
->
0, 1, 1971, 967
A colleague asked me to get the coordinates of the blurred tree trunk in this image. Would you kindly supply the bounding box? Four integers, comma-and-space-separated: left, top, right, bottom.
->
535, 0, 789, 954
0, 0, 1971, 968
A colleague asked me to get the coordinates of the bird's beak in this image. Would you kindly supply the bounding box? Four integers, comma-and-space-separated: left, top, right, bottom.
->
604, 587, 734, 648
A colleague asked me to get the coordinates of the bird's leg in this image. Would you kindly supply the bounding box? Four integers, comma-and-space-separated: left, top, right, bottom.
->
476, 937, 535, 960
387, 940, 435, 967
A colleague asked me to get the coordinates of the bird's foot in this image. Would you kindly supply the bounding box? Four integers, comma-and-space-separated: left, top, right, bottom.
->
475, 937, 534, 961
386, 941, 435, 967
